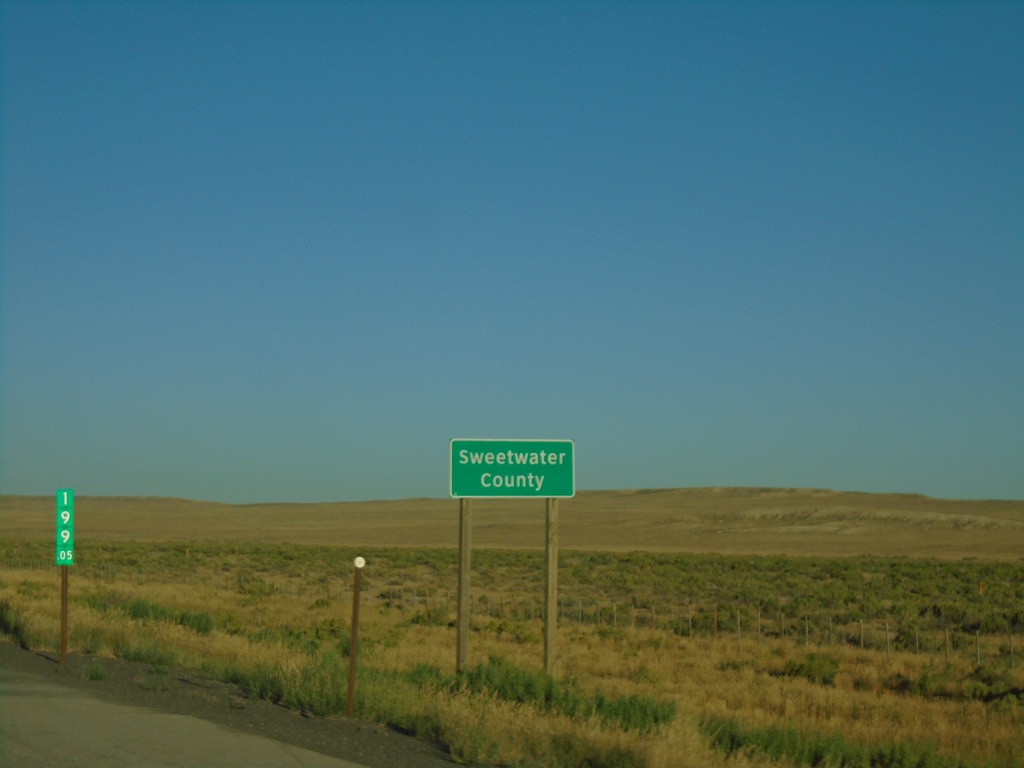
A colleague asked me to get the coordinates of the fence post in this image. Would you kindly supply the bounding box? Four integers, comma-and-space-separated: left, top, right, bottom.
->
976, 631, 981, 666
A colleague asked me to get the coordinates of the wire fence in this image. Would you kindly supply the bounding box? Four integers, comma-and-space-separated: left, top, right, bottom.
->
4, 559, 1018, 670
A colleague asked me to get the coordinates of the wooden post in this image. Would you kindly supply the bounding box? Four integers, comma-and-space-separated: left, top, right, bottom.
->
544, 498, 558, 676
457, 498, 472, 673
346, 559, 364, 716
976, 631, 981, 666
60, 568, 69, 664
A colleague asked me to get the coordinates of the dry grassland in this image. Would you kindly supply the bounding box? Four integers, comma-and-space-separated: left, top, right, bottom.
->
3, 487, 1024, 558
2, 488, 1023, 767
2, 556, 1022, 768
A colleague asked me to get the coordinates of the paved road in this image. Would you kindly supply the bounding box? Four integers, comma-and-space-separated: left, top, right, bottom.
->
0, 667, 369, 768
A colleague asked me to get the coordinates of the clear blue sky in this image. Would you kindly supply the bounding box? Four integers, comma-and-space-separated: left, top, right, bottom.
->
2, 2, 1021, 503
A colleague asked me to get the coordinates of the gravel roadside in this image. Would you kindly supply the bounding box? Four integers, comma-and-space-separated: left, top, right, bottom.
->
0, 640, 458, 768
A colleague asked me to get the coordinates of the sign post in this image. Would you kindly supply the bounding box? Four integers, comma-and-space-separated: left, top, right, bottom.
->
544, 497, 558, 674
450, 440, 574, 675
346, 556, 365, 715
56, 489, 74, 664
457, 498, 471, 672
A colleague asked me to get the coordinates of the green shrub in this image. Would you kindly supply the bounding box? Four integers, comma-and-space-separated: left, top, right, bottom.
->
592, 691, 676, 734
701, 715, 971, 768
214, 651, 350, 720
451, 657, 675, 733
236, 572, 274, 596
219, 660, 286, 704
0, 599, 29, 649
405, 663, 446, 688
546, 735, 648, 768
127, 598, 174, 622
965, 664, 1020, 702
356, 667, 444, 739
780, 654, 840, 686
409, 605, 450, 627
81, 662, 107, 681
179, 610, 214, 634
399, 662, 655, 766
286, 649, 347, 715
84, 593, 214, 635
114, 636, 178, 667
457, 656, 588, 718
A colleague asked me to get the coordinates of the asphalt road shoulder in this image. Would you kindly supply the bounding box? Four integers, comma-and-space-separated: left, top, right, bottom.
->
0, 640, 454, 768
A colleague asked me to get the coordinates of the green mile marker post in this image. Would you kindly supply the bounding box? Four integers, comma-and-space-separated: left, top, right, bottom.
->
56, 489, 74, 664
56, 489, 75, 565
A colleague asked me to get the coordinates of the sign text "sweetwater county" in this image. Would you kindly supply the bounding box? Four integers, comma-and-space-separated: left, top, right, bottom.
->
450, 439, 575, 498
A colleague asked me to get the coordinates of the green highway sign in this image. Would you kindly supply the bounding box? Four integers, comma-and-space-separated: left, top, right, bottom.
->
56, 488, 74, 565
450, 439, 575, 498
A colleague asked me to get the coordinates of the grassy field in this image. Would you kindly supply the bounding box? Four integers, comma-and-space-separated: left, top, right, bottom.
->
3, 487, 1024, 557
2, 488, 1023, 767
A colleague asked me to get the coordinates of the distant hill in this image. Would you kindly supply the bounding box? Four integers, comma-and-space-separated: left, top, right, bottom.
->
3, 488, 1022, 559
